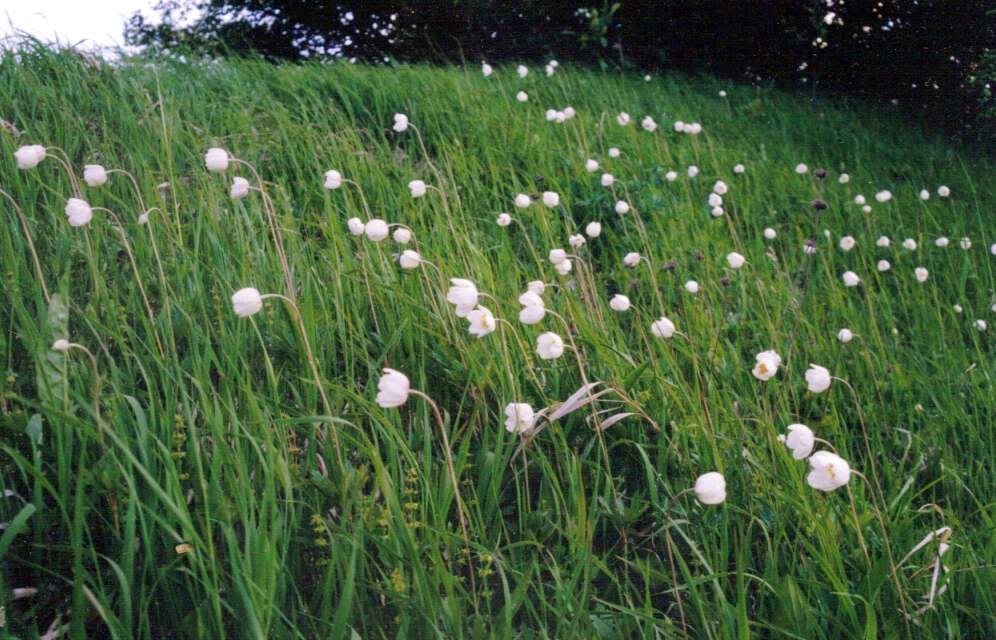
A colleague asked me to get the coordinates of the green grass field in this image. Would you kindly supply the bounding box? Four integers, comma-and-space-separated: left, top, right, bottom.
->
1, 44, 994, 638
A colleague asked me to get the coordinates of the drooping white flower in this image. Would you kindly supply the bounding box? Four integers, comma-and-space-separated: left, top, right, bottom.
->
685, 280, 699, 293
842, 271, 860, 287
641, 116, 657, 132
545, 109, 558, 122
14, 144, 46, 169
805, 364, 832, 393
694, 472, 727, 505
807, 451, 851, 491
903, 238, 917, 250
875, 190, 892, 203
545, 64, 555, 77
622, 252, 641, 267
601, 173, 615, 187
991, 243, 996, 255
536, 332, 565, 359
138, 212, 149, 225
231, 287, 263, 317
514, 193, 531, 208
527, 280, 545, 295
504, 403, 536, 435
876, 236, 890, 247
711, 206, 725, 218
323, 170, 342, 189
862, 205, 872, 213
83, 164, 108, 187
673, 120, 684, 132
399, 249, 422, 269
937, 185, 950, 197
651, 317, 676, 338
713, 180, 728, 195
52, 338, 70, 352
347, 218, 365, 236
609, 294, 631, 311
516, 91, 528, 102
569, 233, 585, 249
784, 424, 815, 459
542, 191, 560, 207
960, 237, 972, 250
64, 198, 93, 227
719, 90, 727, 98
688, 123, 702, 135
408, 179, 427, 198
205, 148, 229, 172
838, 173, 850, 184
496, 213, 512, 227
517, 64, 528, 78
687, 165, 699, 178
466, 305, 497, 338
764, 228, 777, 240
752, 350, 781, 381
392, 227, 412, 244
608, 147, 621, 158
615, 200, 630, 214
482, 62, 493, 77
585, 221, 602, 238
549, 248, 568, 265
585, 159, 599, 172
935, 236, 949, 247
975, 319, 988, 331
364, 218, 389, 242
616, 112, 630, 126
919, 189, 930, 200
447, 279, 479, 317
953, 304, 963, 313
832, 236, 854, 253
230, 177, 250, 199
665, 170, 678, 181
914, 267, 929, 282
708, 193, 723, 207
854, 194, 866, 205
733, 164, 745, 174
554, 259, 573, 275
392, 113, 409, 132
877, 259, 891, 272
795, 163, 808, 174
726, 252, 746, 269
518, 291, 546, 324
837, 328, 855, 343
376, 368, 410, 408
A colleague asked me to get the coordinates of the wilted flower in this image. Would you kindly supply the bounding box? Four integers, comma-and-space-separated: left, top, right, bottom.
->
806, 451, 851, 491
83, 164, 108, 187
65, 198, 93, 227
615, 200, 630, 214
935, 236, 949, 247
937, 185, 950, 197
392, 113, 409, 132
14, 144, 46, 169
687, 165, 699, 178
231, 287, 263, 317
138, 212, 149, 225
641, 116, 657, 132
365, 219, 389, 241
875, 190, 892, 203
376, 368, 410, 408
230, 177, 250, 199
784, 424, 815, 459
764, 227, 777, 240
585, 159, 599, 173
685, 280, 700, 293
408, 180, 427, 198
651, 317, 676, 338
795, 163, 808, 174
616, 112, 630, 126
569, 233, 585, 249
726, 252, 746, 269
399, 249, 422, 269
466, 305, 497, 337
516, 91, 528, 102
585, 221, 602, 238
959, 237, 972, 250
842, 271, 860, 287
876, 236, 891, 247
752, 350, 781, 381
601, 173, 615, 187
536, 332, 565, 359
392, 227, 412, 244
805, 364, 832, 393
447, 279, 479, 317
205, 148, 229, 172
837, 328, 855, 343
517, 64, 528, 78
496, 213, 512, 227
694, 472, 727, 505
733, 164, 745, 174
518, 291, 546, 324
609, 294, 631, 311
504, 403, 536, 435
542, 191, 560, 207
347, 218, 365, 236
515, 194, 531, 208
877, 259, 891, 271
839, 236, 855, 251
914, 267, 929, 282
323, 170, 342, 189
902, 238, 917, 250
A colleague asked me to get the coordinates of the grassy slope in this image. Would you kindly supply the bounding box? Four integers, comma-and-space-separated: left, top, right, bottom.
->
1, 45, 994, 638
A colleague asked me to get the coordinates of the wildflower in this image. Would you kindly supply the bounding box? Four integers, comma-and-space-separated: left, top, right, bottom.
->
536, 332, 565, 359
392, 113, 409, 132
839, 236, 855, 251
408, 180, 427, 198
622, 252, 641, 267
803, 240, 817, 255
711, 206, 724, 218
14, 144, 46, 169
876, 236, 890, 247
875, 190, 892, 203
708, 193, 723, 207
673, 120, 684, 132
806, 451, 851, 491
569, 234, 585, 249
727, 252, 746, 269
515, 194, 531, 208
52, 339, 70, 351
365, 219, 389, 241
823, 11, 836, 24
601, 173, 615, 187
877, 259, 891, 271
665, 170, 678, 181
505, 403, 536, 435
960, 237, 972, 250
527, 280, 545, 295
138, 212, 149, 224
733, 164, 745, 174
83, 164, 108, 187
651, 317, 676, 338
784, 424, 815, 459
399, 249, 422, 269
919, 189, 930, 200
935, 237, 949, 247
549, 249, 568, 265
752, 350, 781, 381
764, 228, 777, 240
641, 116, 657, 132
838, 328, 855, 343
466, 306, 496, 337
937, 185, 950, 197
694, 472, 727, 505
862, 205, 872, 213
482, 62, 493, 77
393, 228, 412, 244
65, 198, 93, 227
899, 237, 915, 250
953, 304, 962, 313
446, 279, 479, 317
687, 165, 699, 178
855, 195, 866, 205
518, 291, 545, 324
376, 369, 410, 408
231, 287, 263, 317
545, 109, 558, 121
516, 91, 528, 102
615, 200, 630, 214
323, 170, 342, 189
230, 177, 250, 199
554, 259, 573, 275
805, 364, 832, 393
644, 74, 652, 82
517, 64, 528, 78
975, 319, 988, 331
842, 271, 860, 287
839, 173, 850, 184
616, 112, 630, 126
914, 267, 929, 282
496, 213, 512, 227
205, 148, 229, 172
713, 180, 728, 195
542, 191, 560, 207
811, 199, 828, 210
795, 163, 808, 174
688, 123, 702, 135
991, 243, 996, 255
347, 218, 365, 236
609, 294, 631, 311
585, 159, 599, 172
585, 221, 602, 238
719, 90, 727, 98
685, 280, 700, 293
545, 65, 555, 77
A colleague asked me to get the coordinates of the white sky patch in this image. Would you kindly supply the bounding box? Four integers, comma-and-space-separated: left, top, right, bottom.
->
1, 1, 157, 51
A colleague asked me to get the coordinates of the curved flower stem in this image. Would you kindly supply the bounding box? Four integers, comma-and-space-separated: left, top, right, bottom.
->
663, 487, 695, 640
477, 293, 518, 396
260, 293, 345, 472
496, 317, 544, 393
425, 185, 462, 255
44, 146, 82, 198
831, 377, 884, 504
93, 207, 164, 358
845, 483, 873, 570
639, 257, 666, 317
1, 189, 50, 303
64, 342, 102, 443
232, 158, 294, 299
342, 179, 372, 219
511, 217, 544, 272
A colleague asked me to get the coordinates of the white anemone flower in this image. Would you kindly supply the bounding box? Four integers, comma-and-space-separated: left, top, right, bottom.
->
838, 173, 850, 184
517, 64, 528, 78
585, 221, 602, 238
466, 305, 497, 338
231, 287, 263, 317
903, 238, 918, 250
651, 317, 676, 338
205, 148, 229, 172
616, 112, 630, 126
230, 177, 250, 199
915, 267, 929, 282
708, 193, 723, 207
542, 191, 560, 207
935, 237, 949, 247
975, 319, 988, 331
601, 173, 615, 187
554, 259, 573, 275
65, 198, 93, 227
687, 165, 699, 178
446, 278, 479, 317
527, 280, 545, 295
376, 368, 410, 408
960, 237, 972, 250
876, 236, 891, 247
937, 185, 950, 197
727, 252, 746, 269
392, 228, 412, 244
806, 451, 851, 491
764, 228, 777, 240
837, 328, 855, 343
496, 213, 512, 227
608, 147, 621, 158
585, 159, 599, 172
505, 403, 536, 435
713, 180, 728, 195
615, 200, 630, 214
516, 91, 528, 102
481, 62, 493, 77
805, 364, 832, 393
795, 163, 808, 174
323, 170, 342, 189
711, 206, 725, 218
14, 144, 46, 169
408, 180, 427, 198
514, 193, 531, 208
842, 271, 860, 287
784, 424, 815, 459
392, 113, 409, 132
569, 234, 586, 249
875, 190, 892, 203
694, 472, 727, 505
399, 249, 422, 269
609, 294, 631, 311
83, 164, 108, 187
665, 170, 678, 181
854, 194, 866, 205
622, 252, 641, 267
733, 164, 745, 174
839, 236, 855, 251
684, 280, 699, 293
919, 189, 930, 200
347, 218, 365, 236
752, 350, 781, 381
52, 339, 70, 352
536, 332, 565, 360
673, 120, 684, 132
364, 219, 389, 242
548, 248, 568, 265
518, 291, 546, 324
641, 116, 657, 132
877, 259, 891, 272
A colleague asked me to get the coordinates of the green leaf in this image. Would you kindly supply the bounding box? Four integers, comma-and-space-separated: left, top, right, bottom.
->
0, 503, 36, 560
25, 413, 42, 446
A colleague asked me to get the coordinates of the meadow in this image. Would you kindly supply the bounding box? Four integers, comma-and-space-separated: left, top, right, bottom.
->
1, 45, 994, 638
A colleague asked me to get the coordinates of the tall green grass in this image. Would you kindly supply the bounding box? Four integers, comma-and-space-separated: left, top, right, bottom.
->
1, 44, 994, 638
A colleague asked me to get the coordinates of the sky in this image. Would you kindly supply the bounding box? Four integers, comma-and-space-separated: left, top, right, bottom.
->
1, 0, 156, 51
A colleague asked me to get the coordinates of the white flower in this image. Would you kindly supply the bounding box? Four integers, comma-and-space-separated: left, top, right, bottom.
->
569, 234, 585, 249
585, 221, 602, 238
713, 180, 728, 195
549, 248, 568, 264
837, 328, 855, 343
673, 120, 684, 132
935, 236, 949, 247
585, 159, 599, 172
496, 213, 512, 227
482, 62, 493, 77
855, 194, 867, 205
876, 236, 891, 247
615, 200, 630, 214
688, 123, 702, 135
138, 212, 149, 225
608, 147, 621, 158
549, 59, 559, 68
505, 403, 536, 435
622, 252, 641, 267
408, 179, 427, 198
641, 116, 657, 132
447, 278, 479, 317
536, 332, 565, 359
726, 252, 746, 269
764, 227, 777, 240
545, 65, 555, 77
393, 227, 412, 244
609, 294, 631, 311
839, 236, 856, 251
694, 472, 727, 505
875, 190, 892, 203
601, 173, 615, 187
685, 280, 699, 293
392, 113, 409, 132
527, 280, 545, 295
644, 74, 652, 82
687, 165, 699, 178
376, 368, 410, 408
795, 163, 808, 174
838, 173, 850, 184
960, 237, 972, 250
365, 218, 389, 242
902, 238, 917, 250
919, 189, 930, 200
616, 112, 630, 126
230, 177, 250, 199
323, 170, 342, 189
399, 249, 422, 269
708, 193, 723, 207
862, 205, 872, 213
516, 91, 528, 102
514, 194, 531, 208
651, 317, 676, 338
518, 291, 546, 324
542, 191, 560, 207
231, 287, 263, 317
877, 259, 891, 271
805, 364, 832, 393
823, 11, 836, 25
806, 451, 851, 491
564, 107, 577, 119
65, 198, 93, 227
347, 218, 365, 236
467, 305, 496, 337
733, 164, 745, 174
953, 304, 963, 313
14, 144, 46, 169
752, 350, 781, 381
991, 243, 996, 255
205, 148, 229, 172
545, 109, 558, 122
975, 319, 988, 331
83, 164, 108, 187
842, 271, 860, 287
719, 90, 727, 98
937, 185, 950, 197
665, 170, 678, 181
52, 338, 70, 352
711, 206, 725, 218
517, 64, 528, 78
804, 242, 817, 255
554, 259, 573, 275
914, 267, 929, 282
784, 424, 815, 459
